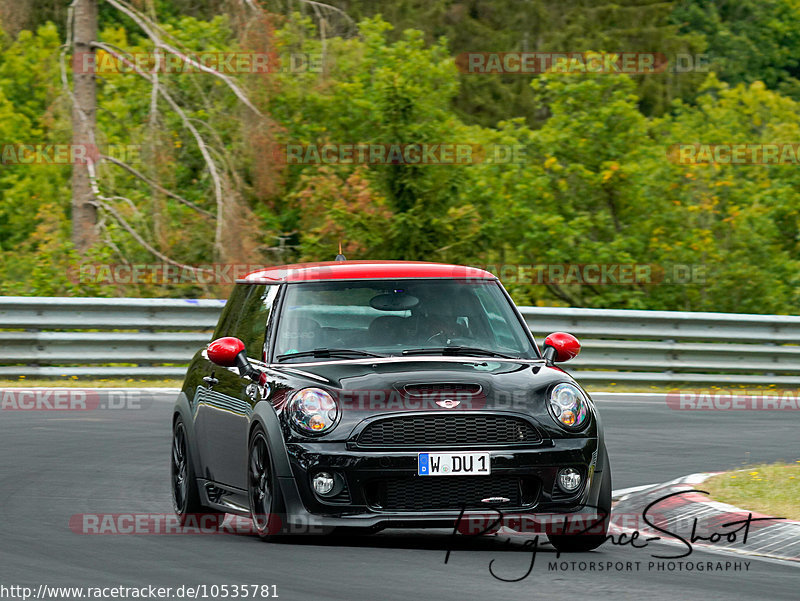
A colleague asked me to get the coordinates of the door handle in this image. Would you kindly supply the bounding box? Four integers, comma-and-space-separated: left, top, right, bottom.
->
203, 375, 219, 387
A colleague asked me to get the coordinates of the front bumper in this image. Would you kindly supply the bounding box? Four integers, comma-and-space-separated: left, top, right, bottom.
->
276, 436, 603, 531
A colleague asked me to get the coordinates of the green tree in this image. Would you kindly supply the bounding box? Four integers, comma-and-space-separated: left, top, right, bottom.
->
672, 0, 800, 99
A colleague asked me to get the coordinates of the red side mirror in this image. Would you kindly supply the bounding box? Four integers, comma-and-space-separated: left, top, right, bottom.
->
207, 337, 246, 367
543, 332, 581, 363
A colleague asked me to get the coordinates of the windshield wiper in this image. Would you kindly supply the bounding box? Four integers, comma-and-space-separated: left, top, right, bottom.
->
276, 348, 385, 362
401, 346, 518, 359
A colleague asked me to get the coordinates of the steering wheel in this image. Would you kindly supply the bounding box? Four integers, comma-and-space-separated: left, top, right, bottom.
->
426, 331, 447, 344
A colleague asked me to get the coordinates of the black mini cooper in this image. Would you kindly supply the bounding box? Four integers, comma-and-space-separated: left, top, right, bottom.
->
171, 261, 611, 551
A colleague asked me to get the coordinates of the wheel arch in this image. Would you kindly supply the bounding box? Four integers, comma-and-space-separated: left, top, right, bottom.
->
172, 391, 205, 480
250, 400, 293, 479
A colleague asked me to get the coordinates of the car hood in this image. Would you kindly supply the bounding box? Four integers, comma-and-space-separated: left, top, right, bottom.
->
268, 357, 590, 441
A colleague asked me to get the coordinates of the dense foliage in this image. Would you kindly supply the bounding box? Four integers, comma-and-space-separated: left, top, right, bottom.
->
0, 1, 798, 313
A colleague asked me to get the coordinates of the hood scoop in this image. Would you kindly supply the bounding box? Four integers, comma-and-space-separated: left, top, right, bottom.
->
402, 383, 482, 397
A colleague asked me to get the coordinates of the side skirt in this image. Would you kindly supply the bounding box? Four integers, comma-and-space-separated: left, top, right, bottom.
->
198, 479, 250, 516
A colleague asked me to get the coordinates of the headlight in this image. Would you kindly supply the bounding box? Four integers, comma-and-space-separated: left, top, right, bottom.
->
288, 388, 339, 435
548, 383, 590, 430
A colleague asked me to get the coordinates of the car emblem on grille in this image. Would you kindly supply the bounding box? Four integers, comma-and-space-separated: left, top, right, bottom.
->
435, 399, 461, 409
481, 497, 511, 504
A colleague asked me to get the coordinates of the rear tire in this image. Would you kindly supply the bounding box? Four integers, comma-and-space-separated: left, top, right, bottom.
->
248, 426, 287, 541
171, 417, 222, 526
547, 452, 612, 553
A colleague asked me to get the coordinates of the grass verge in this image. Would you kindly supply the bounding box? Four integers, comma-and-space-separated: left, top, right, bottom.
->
704, 462, 800, 521
0, 378, 183, 388
584, 383, 800, 394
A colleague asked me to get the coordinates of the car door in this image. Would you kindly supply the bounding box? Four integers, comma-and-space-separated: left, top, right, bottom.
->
198, 284, 280, 489
191, 284, 248, 482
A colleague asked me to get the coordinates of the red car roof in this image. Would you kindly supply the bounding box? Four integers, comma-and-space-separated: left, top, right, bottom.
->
239, 261, 497, 283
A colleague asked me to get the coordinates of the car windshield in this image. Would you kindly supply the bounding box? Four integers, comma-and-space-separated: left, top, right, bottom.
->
273, 279, 537, 361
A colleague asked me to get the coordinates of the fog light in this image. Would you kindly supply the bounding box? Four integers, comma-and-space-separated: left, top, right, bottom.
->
557, 468, 582, 493
312, 472, 335, 496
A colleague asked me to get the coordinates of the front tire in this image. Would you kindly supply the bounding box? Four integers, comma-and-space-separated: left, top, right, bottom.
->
248, 426, 286, 540
547, 454, 612, 553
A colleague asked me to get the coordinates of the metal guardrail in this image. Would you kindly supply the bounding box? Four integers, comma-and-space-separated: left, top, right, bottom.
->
0, 297, 224, 379
1, 296, 798, 385
518, 307, 800, 385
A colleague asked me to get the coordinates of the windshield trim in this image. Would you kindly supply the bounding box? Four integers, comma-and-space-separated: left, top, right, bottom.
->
268, 355, 546, 368
266, 277, 538, 363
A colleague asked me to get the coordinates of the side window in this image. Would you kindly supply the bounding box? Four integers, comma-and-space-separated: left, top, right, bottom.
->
232, 285, 279, 360
212, 285, 249, 339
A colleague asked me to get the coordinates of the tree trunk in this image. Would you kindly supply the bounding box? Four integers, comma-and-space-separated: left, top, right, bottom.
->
71, 0, 98, 253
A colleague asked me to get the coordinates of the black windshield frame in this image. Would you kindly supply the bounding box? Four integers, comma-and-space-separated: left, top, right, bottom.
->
265, 278, 541, 363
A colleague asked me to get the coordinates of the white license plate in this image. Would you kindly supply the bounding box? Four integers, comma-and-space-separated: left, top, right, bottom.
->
417, 452, 491, 476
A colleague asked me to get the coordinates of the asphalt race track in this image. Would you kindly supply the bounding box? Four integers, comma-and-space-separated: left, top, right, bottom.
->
1, 391, 798, 601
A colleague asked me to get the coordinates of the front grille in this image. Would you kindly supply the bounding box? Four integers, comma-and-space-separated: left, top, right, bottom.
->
357, 415, 541, 447
365, 476, 539, 511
